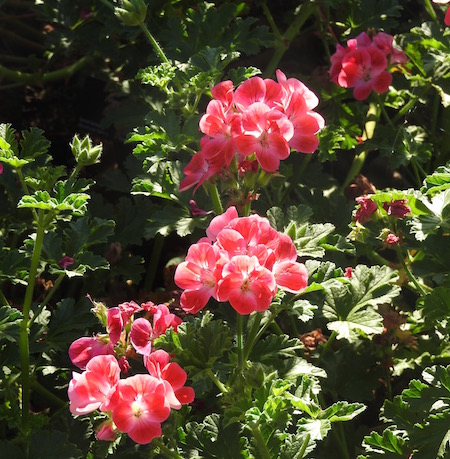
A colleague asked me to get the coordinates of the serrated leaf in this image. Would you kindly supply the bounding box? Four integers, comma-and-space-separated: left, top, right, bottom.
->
421, 287, 450, 324
360, 429, 408, 457
297, 418, 331, 441
0, 305, 22, 343
410, 188, 450, 240
294, 222, 336, 258
421, 164, 450, 196
19, 127, 51, 159
319, 401, 366, 422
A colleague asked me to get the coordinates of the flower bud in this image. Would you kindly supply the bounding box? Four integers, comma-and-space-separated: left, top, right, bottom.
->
70, 134, 102, 167
114, 0, 147, 26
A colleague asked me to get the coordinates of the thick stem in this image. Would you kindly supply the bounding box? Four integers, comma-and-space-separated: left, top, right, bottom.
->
395, 247, 427, 297
263, 2, 316, 77
0, 288, 10, 306
0, 56, 90, 85
236, 312, 244, 371
243, 313, 262, 361
251, 423, 271, 459
298, 433, 311, 459
340, 102, 378, 192
208, 183, 224, 215
205, 368, 228, 394
30, 379, 66, 408
28, 273, 65, 328
19, 211, 46, 435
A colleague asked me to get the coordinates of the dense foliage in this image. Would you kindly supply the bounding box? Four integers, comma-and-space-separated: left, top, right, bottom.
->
0, 0, 449, 458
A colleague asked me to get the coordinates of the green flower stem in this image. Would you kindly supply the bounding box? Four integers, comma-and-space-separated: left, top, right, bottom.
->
19, 210, 46, 435
144, 232, 165, 292
243, 313, 262, 361
152, 438, 184, 459
297, 154, 313, 180
319, 329, 337, 360
0, 56, 90, 85
332, 422, 350, 459
0, 288, 10, 306
205, 368, 228, 394
138, 22, 183, 93
208, 183, 224, 215
424, 0, 438, 22
16, 168, 38, 222
263, 2, 316, 77
30, 379, 66, 408
251, 423, 271, 459
298, 433, 311, 459
395, 246, 428, 297
237, 312, 244, 371
28, 273, 65, 328
138, 21, 169, 64
340, 102, 378, 191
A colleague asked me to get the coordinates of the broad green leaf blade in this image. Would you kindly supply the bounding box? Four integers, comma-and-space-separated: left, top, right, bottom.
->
0, 305, 22, 343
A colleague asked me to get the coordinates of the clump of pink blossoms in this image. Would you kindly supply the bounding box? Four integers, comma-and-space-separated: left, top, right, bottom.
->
180, 70, 325, 192
174, 206, 308, 315
330, 31, 408, 100
68, 300, 194, 445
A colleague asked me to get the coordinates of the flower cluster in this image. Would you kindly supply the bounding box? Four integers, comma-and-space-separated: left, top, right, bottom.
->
174, 206, 308, 315
68, 301, 194, 444
180, 70, 325, 192
354, 196, 411, 224
330, 31, 408, 100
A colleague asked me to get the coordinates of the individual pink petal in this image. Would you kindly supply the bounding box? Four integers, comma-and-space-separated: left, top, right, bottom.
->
130, 318, 153, 356
272, 261, 308, 293
206, 206, 239, 240
69, 335, 114, 370
234, 76, 266, 110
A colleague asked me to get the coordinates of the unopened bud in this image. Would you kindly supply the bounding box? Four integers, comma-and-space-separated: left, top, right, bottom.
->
70, 134, 102, 167
114, 0, 147, 26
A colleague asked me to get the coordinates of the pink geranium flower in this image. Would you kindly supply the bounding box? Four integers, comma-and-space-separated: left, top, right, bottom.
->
179, 149, 222, 193
111, 374, 171, 444
130, 304, 183, 356
233, 102, 294, 172
69, 335, 114, 369
206, 205, 239, 241
174, 242, 222, 313
382, 199, 411, 218
338, 47, 392, 100
330, 31, 407, 100
68, 354, 120, 415
354, 196, 378, 224
216, 255, 277, 314
145, 350, 195, 409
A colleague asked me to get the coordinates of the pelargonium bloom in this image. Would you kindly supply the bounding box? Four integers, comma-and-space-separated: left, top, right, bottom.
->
110, 374, 170, 444
145, 349, 195, 409
175, 207, 308, 315
174, 242, 222, 313
330, 31, 407, 100
69, 335, 114, 369
382, 199, 411, 218
354, 196, 378, 224
68, 354, 120, 415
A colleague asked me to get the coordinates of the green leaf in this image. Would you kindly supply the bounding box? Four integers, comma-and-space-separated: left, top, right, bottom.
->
294, 222, 336, 258
319, 401, 366, 422
410, 188, 450, 240
0, 305, 22, 343
157, 311, 234, 377
421, 287, 450, 324
421, 164, 450, 196
180, 413, 249, 458
322, 264, 400, 341
359, 429, 408, 458
19, 127, 51, 159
